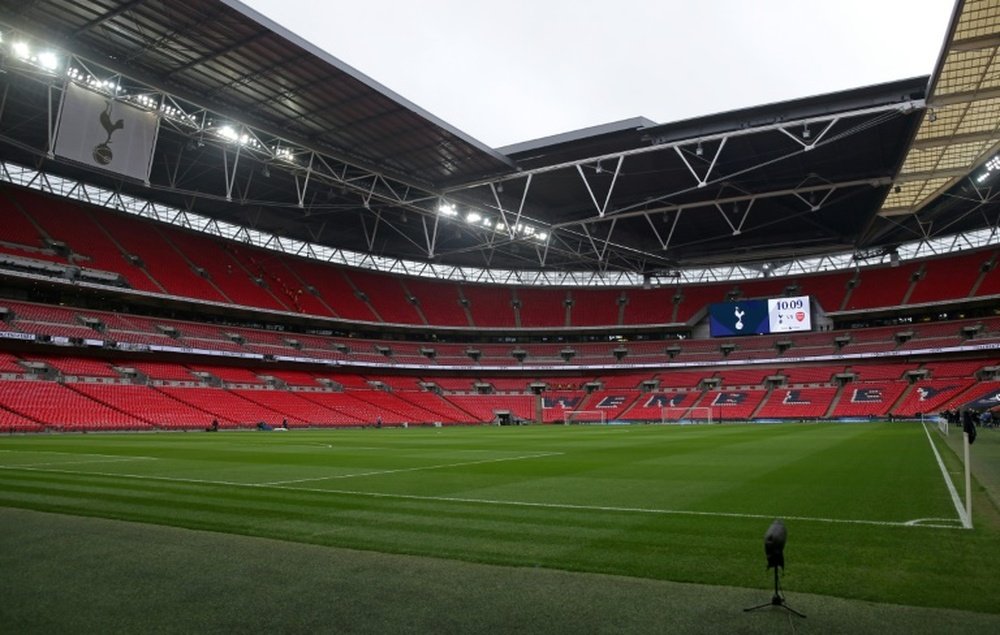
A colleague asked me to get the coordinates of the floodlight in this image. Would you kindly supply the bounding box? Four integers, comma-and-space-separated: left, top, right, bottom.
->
745, 519, 804, 618
218, 125, 239, 142
695, 142, 703, 156
466, 211, 482, 224
802, 124, 811, 139
12, 41, 30, 59
976, 154, 1000, 183
37, 51, 59, 71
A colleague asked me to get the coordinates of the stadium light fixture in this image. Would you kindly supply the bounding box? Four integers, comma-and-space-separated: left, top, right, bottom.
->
215, 124, 258, 148
438, 202, 458, 217
466, 211, 482, 224
12, 41, 30, 60
976, 154, 1000, 184
37, 51, 59, 71
696, 142, 704, 157
218, 125, 239, 142
802, 124, 811, 140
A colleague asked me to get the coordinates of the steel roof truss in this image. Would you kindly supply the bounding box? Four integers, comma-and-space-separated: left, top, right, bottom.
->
792, 182, 837, 212
422, 209, 440, 259
713, 198, 754, 237
674, 137, 726, 188
293, 152, 314, 208
555, 178, 889, 231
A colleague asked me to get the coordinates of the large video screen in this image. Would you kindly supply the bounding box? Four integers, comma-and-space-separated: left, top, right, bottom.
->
708, 295, 811, 337
767, 295, 811, 333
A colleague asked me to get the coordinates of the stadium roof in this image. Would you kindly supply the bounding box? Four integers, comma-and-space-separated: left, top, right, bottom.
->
0, 0, 998, 278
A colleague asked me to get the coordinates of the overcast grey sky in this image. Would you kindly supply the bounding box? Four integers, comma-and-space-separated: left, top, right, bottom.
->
241, 0, 956, 149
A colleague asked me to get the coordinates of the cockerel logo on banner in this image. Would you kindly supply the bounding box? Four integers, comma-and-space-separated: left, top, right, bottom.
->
53, 82, 160, 182
966, 389, 1000, 409
915, 385, 956, 402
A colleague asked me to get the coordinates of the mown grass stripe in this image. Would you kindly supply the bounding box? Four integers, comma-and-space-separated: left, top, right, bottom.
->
0, 461, 962, 529
1, 422, 996, 616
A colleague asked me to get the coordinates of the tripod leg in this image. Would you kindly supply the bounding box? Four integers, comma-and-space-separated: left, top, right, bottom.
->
775, 568, 806, 618
745, 567, 805, 617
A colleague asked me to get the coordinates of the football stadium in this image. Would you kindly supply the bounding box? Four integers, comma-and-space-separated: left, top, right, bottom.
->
1, 0, 1000, 632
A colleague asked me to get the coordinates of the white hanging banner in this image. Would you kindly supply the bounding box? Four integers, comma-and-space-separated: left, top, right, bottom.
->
53, 82, 159, 182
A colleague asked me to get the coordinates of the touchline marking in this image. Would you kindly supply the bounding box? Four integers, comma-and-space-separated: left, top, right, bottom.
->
11, 456, 158, 468
259, 452, 564, 486
0, 449, 158, 460
920, 421, 971, 529
0, 463, 963, 530
0, 464, 250, 488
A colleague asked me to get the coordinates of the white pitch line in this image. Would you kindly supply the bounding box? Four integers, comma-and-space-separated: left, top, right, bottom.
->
904, 517, 965, 527
11, 456, 158, 468
920, 421, 971, 529
0, 463, 964, 530
260, 452, 564, 486
0, 464, 251, 488
0, 449, 158, 460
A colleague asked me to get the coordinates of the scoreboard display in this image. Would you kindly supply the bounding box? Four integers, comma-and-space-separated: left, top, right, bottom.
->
708, 295, 811, 337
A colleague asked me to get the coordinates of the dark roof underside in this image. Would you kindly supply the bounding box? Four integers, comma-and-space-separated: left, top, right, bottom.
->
1, 0, 997, 274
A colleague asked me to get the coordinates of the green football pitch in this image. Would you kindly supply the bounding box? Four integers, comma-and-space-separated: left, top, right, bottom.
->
1, 422, 998, 631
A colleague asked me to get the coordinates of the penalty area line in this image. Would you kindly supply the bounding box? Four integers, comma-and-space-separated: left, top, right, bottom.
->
0, 463, 961, 530
259, 452, 564, 486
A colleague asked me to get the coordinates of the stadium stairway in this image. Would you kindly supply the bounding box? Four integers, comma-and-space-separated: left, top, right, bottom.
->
888, 383, 916, 417
823, 385, 845, 419
749, 386, 773, 419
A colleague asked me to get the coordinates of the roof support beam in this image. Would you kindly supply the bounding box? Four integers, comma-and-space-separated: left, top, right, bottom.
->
674, 137, 726, 187
549, 178, 892, 229
444, 101, 920, 193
